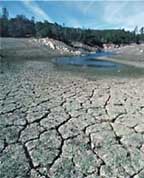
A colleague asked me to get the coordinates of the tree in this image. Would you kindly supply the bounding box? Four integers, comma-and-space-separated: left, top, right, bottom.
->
0, 7, 143, 47
8, 15, 36, 37
140, 27, 144, 35
134, 26, 138, 35
139, 27, 144, 42
0, 7, 9, 36
2, 7, 9, 19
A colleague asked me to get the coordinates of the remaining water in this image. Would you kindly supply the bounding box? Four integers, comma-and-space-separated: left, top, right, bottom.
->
54, 52, 122, 69
1, 52, 144, 79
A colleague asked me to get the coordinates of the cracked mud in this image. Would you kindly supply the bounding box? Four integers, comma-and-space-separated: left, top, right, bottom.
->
0, 61, 144, 178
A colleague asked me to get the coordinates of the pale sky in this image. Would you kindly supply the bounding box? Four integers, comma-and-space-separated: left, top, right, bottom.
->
1, 0, 144, 30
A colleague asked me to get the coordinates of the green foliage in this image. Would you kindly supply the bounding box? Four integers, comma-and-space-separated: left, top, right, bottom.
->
0, 7, 144, 47
8, 15, 36, 37
0, 8, 9, 36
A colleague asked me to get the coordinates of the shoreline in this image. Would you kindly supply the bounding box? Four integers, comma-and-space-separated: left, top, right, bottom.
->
99, 43, 144, 68
97, 56, 144, 68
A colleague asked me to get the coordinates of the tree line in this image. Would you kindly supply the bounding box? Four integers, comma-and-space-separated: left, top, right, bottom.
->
1, 7, 144, 47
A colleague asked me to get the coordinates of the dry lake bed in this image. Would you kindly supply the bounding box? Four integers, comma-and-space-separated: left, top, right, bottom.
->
1, 43, 144, 178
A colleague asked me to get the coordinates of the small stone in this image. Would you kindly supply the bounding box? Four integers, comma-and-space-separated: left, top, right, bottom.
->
135, 124, 144, 133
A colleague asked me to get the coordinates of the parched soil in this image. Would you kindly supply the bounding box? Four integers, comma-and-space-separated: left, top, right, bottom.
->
0, 57, 144, 178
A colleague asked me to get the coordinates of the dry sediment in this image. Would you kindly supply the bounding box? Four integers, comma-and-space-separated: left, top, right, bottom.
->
0, 60, 144, 178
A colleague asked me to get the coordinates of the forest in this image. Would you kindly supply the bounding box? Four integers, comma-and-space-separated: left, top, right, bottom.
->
1, 7, 144, 47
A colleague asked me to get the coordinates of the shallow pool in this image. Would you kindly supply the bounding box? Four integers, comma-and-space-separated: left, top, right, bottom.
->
53, 52, 123, 70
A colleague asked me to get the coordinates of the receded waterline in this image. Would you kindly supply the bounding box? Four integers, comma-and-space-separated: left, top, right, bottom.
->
53, 51, 123, 70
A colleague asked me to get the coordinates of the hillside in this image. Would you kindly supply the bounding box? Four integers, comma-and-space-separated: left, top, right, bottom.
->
1, 8, 144, 48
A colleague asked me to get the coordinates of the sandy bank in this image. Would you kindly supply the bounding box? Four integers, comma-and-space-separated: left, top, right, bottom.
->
100, 43, 144, 68
0, 38, 99, 59
97, 56, 144, 68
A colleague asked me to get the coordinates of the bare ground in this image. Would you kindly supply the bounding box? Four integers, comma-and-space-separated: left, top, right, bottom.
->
0, 39, 144, 178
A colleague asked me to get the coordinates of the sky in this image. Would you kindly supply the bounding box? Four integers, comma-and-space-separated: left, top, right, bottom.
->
0, 0, 144, 30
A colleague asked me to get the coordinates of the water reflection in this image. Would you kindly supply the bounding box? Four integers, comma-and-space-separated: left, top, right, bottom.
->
0, 53, 144, 79
54, 52, 122, 70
